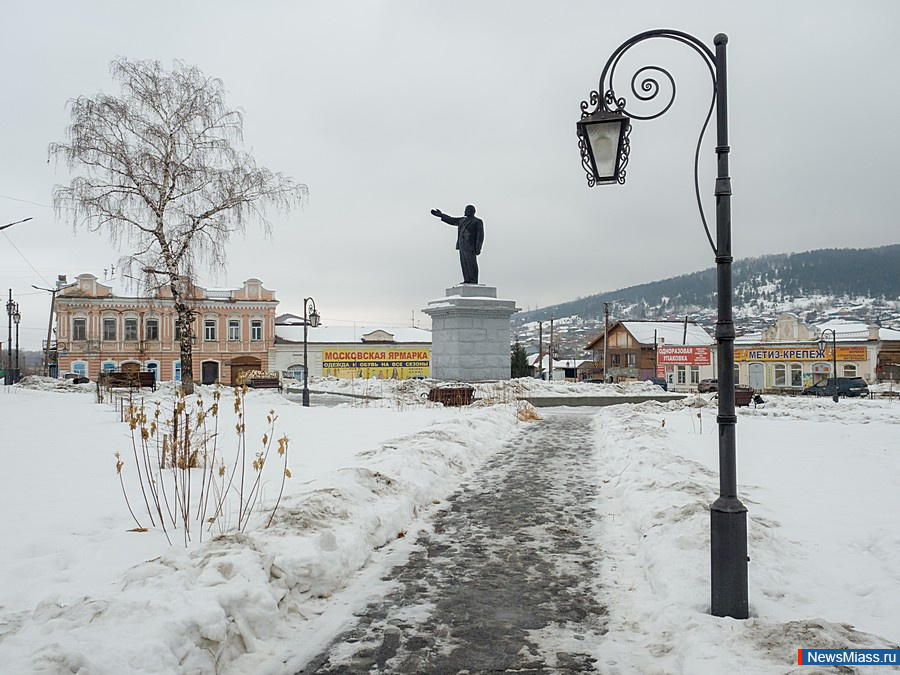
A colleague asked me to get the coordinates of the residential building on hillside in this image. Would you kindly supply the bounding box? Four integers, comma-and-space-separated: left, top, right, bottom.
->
526, 354, 593, 381
272, 314, 431, 382
55, 274, 277, 384
735, 313, 884, 392
584, 320, 715, 388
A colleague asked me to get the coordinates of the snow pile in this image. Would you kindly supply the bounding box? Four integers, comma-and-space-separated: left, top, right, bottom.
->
588, 396, 900, 673
0, 383, 522, 673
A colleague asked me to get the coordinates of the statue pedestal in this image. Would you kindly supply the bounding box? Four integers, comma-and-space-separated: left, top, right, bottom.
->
423, 284, 520, 382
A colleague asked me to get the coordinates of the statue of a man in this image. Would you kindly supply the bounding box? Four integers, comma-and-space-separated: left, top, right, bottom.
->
430, 204, 484, 285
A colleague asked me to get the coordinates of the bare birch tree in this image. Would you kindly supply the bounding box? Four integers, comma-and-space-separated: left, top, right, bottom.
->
50, 58, 307, 393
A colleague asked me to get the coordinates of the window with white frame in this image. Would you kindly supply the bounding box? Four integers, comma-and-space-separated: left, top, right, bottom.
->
774, 363, 786, 386
145, 319, 159, 341
204, 318, 217, 341
72, 362, 87, 378
690, 366, 700, 384
102, 318, 117, 341
102, 362, 117, 372
843, 363, 857, 377
72, 317, 87, 341
626, 353, 636, 367
174, 361, 182, 381
146, 362, 159, 381
228, 319, 240, 341
676, 366, 686, 384
734, 365, 740, 384
124, 318, 138, 340
250, 319, 262, 341
790, 363, 803, 387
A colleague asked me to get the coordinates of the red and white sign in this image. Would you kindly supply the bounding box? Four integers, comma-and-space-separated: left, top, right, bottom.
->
657, 346, 711, 365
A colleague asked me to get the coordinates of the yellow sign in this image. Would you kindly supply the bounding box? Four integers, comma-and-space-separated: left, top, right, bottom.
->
734, 346, 867, 362
322, 349, 430, 380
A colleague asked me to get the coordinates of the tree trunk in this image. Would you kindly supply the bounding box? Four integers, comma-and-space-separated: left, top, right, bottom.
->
173, 298, 195, 395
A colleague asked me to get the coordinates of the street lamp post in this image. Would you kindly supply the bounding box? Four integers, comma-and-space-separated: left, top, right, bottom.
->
13, 303, 21, 383
576, 30, 748, 618
818, 329, 839, 403
5, 290, 13, 386
302, 297, 320, 407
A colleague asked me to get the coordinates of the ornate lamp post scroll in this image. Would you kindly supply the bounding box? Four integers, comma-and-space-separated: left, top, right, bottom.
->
818, 329, 839, 403
302, 297, 320, 407
576, 29, 748, 619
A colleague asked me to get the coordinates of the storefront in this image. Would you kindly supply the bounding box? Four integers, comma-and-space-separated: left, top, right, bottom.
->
734, 314, 876, 393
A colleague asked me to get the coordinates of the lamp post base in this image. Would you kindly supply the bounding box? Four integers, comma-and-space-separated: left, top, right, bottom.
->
710, 496, 749, 619
302, 387, 310, 407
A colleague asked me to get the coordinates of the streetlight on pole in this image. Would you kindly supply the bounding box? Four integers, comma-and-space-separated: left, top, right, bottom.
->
818, 328, 839, 403
13, 303, 21, 383
576, 29, 747, 619
301, 297, 320, 407
5, 290, 14, 385
0, 217, 32, 232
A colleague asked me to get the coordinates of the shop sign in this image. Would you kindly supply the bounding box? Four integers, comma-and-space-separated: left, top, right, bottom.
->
734, 346, 867, 362
322, 348, 430, 380
657, 346, 711, 365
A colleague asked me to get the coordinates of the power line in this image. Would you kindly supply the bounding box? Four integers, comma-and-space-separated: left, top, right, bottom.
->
1, 231, 52, 287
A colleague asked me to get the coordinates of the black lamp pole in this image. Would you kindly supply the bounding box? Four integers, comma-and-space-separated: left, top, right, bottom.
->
576, 29, 747, 618
302, 297, 320, 407
5, 290, 13, 386
819, 329, 839, 402
13, 303, 21, 383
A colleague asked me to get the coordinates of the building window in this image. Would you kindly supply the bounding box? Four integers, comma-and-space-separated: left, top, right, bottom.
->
283, 364, 305, 381
626, 353, 636, 367
774, 363, 786, 387
146, 319, 159, 341
146, 362, 159, 381
734, 365, 740, 385
124, 318, 138, 341
204, 319, 217, 341
72, 362, 88, 378
843, 363, 857, 377
174, 361, 182, 381
611, 353, 621, 367
102, 362, 117, 372
250, 320, 262, 341
228, 319, 240, 341
102, 318, 117, 341
73, 318, 87, 341
677, 366, 686, 384
690, 366, 700, 384
790, 363, 803, 387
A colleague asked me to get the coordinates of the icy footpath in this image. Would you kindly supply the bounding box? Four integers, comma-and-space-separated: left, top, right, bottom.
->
0, 398, 521, 674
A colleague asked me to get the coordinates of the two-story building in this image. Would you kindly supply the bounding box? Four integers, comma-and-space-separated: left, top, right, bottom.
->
55, 274, 278, 385
584, 320, 715, 387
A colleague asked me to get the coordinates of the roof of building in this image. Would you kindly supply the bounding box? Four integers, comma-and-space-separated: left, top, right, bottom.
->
275, 324, 432, 344
620, 321, 714, 346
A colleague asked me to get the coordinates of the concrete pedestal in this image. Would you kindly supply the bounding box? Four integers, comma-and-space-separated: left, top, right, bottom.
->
423, 284, 520, 382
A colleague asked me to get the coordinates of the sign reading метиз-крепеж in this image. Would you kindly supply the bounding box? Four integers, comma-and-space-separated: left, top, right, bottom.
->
798, 649, 898, 665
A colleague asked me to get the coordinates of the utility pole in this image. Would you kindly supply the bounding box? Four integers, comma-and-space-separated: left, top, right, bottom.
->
548, 317, 554, 381
34, 276, 71, 377
603, 302, 610, 382
537, 321, 543, 380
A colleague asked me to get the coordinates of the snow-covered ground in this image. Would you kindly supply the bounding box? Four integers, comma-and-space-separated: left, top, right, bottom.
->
0, 377, 897, 673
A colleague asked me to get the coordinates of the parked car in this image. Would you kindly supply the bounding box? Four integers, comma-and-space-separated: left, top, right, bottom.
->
580, 378, 606, 384
648, 377, 668, 391
697, 378, 718, 393
801, 377, 869, 398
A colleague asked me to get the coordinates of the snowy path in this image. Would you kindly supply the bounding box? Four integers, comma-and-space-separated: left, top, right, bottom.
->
297, 409, 608, 673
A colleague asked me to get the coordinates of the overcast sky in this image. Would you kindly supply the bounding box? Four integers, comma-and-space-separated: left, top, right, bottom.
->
2, 1, 899, 349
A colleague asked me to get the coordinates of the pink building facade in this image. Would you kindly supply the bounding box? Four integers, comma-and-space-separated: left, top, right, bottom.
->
55, 274, 278, 385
